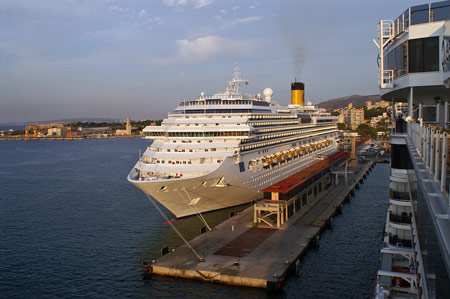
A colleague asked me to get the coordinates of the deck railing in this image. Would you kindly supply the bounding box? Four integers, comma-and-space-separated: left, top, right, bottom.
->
407, 121, 450, 202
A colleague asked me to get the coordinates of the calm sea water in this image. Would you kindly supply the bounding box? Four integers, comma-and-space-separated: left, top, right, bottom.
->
0, 138, 389, 298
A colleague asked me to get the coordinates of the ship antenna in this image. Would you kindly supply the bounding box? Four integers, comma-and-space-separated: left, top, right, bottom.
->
228, 62, 248, 95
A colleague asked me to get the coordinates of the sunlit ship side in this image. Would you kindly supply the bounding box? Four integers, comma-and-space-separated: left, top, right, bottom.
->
128, 65, 339, 218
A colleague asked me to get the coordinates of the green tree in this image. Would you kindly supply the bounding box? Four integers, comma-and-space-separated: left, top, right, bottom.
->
356, 123, 377, 138
337, 123, 347, 130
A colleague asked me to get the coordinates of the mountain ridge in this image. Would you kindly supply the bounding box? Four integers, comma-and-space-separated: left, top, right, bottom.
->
317, 94, 382, 110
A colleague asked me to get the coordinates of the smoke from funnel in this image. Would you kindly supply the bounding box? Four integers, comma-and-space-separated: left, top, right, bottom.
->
278, 1, 309, 80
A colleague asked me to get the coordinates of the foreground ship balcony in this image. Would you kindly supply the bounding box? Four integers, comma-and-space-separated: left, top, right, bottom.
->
388, 233, 413, 248
389, 213, 412, 225
389, 190, 413, 206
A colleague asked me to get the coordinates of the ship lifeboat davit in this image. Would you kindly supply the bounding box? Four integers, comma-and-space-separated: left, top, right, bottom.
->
263, 156, 272, 167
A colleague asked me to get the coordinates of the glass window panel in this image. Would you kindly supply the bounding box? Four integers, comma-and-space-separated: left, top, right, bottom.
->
431, 4, 450, 22
411, 8, 429, 25
424, 36, 439, 71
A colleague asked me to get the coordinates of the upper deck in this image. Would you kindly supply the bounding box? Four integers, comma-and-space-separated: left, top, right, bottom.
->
374, 1, 450, 97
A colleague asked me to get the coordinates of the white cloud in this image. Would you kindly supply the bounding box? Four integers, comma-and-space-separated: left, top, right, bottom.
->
177, 36, 222, 61
232, 16, 261, 25
163, 0, 212, 9
219, 16, 262, 28
155, 35, 251, 65
138, 9, 147, 18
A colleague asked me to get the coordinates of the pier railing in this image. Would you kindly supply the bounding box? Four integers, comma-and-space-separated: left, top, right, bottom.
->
408, 121, 450, 202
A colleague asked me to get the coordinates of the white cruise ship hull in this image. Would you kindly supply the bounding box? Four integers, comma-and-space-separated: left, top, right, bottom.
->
129, 144, 338, 218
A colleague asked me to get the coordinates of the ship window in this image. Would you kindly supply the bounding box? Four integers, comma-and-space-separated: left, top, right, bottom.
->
167, 149, 170, 152
408, 37, 439, 73
201, 181, 207, 186
161, 186, 167, 190
189, 149, 193, 152
183, 161, 186, 164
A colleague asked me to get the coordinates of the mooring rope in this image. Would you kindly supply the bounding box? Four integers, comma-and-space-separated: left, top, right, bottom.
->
145, 194, 204, 261
181, 188, 211, 231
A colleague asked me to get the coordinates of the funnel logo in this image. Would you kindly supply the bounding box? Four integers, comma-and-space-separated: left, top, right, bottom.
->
442, 37, 450, 71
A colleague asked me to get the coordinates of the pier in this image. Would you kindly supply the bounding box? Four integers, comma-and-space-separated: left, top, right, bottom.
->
142, 155, 377, 290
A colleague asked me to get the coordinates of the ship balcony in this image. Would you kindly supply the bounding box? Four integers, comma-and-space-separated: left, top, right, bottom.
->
389, 213, 412, 225
390, 190, 410, 201
389, 190, 412, 206
388, 233, 413, 248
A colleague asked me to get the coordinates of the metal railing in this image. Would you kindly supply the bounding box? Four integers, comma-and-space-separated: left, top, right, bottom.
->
390, 190, 410, 201
381, 70, 394, 89
389, 213, 412, 224
408, 121, 450, 201
389, 234, 413, 248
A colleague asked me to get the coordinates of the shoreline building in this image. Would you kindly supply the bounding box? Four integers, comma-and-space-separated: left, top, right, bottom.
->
345, 107, 365, 130
374, 1, 450, 298
115, 117, 132, 136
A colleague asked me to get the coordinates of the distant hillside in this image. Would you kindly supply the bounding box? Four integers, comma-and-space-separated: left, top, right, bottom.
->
318, 95, 382, 110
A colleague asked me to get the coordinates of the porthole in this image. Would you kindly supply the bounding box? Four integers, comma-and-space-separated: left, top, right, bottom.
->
201, 181, 207, 186
160, 186, 167, 190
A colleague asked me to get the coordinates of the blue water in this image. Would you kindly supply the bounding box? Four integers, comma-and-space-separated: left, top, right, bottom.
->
0, 139, 389, 298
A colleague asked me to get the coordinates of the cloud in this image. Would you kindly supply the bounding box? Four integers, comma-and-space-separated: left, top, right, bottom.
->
155, 35, 251, 65
177, 36, 222, 61
163, 0, 213, 9
138, 9, 147, 18
232, 16, 261, 25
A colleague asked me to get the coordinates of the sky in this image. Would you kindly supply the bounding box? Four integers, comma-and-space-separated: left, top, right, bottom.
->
0, 0, 429, 123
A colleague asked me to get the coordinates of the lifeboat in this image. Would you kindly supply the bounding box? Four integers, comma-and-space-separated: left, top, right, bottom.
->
272, 153, 281, 163
263, 156, 272, 167
288, 149, 295, 158
281, 151, 288, 160
294, 147, 300, 155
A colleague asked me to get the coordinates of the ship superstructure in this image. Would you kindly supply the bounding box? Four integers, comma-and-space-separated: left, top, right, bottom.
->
128, 65, 339, 218
374, 2, 450, 298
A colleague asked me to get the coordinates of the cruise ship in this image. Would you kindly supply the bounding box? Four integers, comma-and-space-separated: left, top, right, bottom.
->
373, 1, 450, 298
128, 65, 339, 218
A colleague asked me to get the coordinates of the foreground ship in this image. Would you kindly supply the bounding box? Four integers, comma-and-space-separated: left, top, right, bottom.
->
374, 1, 450, 298
128, 65, 338, 218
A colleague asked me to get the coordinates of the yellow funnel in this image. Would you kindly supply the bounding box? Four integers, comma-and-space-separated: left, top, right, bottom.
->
291, 82, 304, 105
